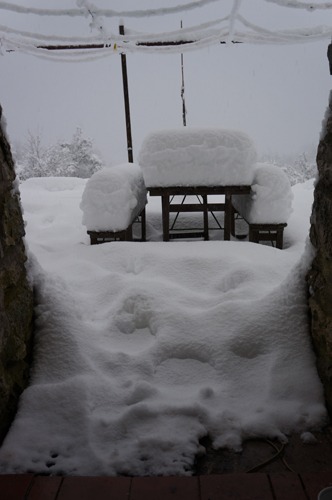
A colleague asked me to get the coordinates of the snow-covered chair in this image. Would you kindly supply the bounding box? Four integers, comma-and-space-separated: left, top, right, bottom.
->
80, 163, 147, 244
231, 164, 293, 249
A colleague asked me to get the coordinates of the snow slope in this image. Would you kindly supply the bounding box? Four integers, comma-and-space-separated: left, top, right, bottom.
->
0, 176, 326, 476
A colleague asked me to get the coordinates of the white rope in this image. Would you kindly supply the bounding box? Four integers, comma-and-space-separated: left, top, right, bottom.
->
0, 0, 221, 18
0, 0, 331, 60
228, 0, 242, 42
264, 0, 332, 10
0, 24, 108, 45
237, 14, 332, 43
0, 16, 230, 48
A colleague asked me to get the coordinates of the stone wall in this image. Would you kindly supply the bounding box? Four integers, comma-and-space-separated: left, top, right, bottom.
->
308, 91, 332, 416
0, 105, 33, 443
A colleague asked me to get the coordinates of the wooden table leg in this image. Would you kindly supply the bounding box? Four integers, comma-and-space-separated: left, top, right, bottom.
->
141, 208, 146, 241
230, 204, 236, 237
203, 195, 209, 240
224, 193, 232, 241
161, 194, 170, 242
276, 228, 284, 249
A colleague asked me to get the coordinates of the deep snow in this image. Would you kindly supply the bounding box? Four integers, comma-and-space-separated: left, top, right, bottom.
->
0, 175, 327, 476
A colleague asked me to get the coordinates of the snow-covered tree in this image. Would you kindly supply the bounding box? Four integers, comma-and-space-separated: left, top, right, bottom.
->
15, 129, 103, 180
57, 128, 102, 178
287, 152, 317, 184
259, 150, 317, 185
15, 132, 47, 180
42, 142, 73, 177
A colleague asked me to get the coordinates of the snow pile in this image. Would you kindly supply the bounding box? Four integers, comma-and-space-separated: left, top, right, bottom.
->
138, 128, 257, 187
232, 163, 293, 224
0, 176, 326, 477
80, 163, 147, 231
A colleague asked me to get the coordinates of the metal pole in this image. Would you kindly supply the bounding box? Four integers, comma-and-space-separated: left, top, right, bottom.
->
119, 24, 133, 163
180, 21, 187, 127
328, 37, 332, 75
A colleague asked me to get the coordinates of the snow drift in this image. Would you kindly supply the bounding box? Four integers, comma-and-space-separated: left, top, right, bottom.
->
0, 176, 326, 477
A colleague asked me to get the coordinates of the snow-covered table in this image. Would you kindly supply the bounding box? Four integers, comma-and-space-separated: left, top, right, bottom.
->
139, 128, 257, 241
148, 185, 251, 241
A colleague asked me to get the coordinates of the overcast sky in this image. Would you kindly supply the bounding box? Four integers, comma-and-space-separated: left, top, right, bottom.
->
0, 0, 331, 164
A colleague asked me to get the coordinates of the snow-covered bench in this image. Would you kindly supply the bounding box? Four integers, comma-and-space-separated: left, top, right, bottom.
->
138, 128, 257, 240
80, 163, 147, 244
231, 164, 293, 249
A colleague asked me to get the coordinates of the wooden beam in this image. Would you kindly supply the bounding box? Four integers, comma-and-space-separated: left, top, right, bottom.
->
36, 40, 240, 51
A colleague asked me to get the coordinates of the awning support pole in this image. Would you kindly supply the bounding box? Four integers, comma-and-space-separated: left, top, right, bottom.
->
119, 24, 133, 163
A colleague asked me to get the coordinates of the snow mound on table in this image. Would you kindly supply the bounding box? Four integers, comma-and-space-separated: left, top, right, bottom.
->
138, 128, 257, 187
233, 163, 293, 224
80, 163, 147, 231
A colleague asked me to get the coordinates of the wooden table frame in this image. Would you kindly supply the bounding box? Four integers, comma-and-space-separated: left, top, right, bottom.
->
148, 186, 251, 242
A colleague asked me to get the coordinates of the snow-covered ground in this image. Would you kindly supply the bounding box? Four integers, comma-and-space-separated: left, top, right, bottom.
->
0, 175, 327, 476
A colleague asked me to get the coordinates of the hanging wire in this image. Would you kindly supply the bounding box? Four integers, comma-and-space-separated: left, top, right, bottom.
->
0, 0, 222, 18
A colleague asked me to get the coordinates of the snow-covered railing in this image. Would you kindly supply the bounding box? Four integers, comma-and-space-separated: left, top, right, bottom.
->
80, 163, 147, 243
138, 128, 257, 188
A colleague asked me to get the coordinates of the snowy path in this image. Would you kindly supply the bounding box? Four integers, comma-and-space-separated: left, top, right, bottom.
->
0, 177, 327, 476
